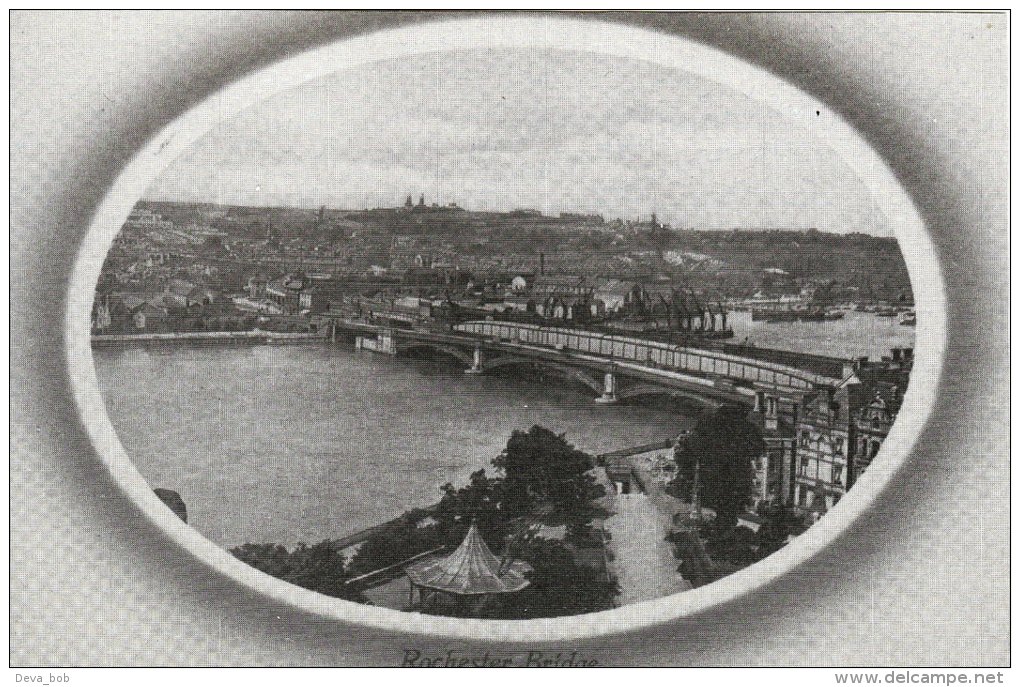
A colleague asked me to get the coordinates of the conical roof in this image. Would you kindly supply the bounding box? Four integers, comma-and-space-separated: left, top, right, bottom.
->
406, 522, 531, 595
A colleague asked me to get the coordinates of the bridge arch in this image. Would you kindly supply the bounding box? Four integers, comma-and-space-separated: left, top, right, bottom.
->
480, 355, 534, 372
398, 342, 475, 366
536, 362, 606, 394
615, 383, 726, 409
480, 356, 606, 395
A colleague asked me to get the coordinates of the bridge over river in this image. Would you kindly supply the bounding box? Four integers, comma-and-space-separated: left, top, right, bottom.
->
323, 317, 855, 410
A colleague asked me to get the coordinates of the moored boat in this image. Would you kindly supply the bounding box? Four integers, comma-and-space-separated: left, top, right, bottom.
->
751, 307, 845, 322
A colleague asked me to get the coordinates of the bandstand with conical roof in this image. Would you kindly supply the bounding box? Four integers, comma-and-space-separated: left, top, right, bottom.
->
405, 522, 531, 611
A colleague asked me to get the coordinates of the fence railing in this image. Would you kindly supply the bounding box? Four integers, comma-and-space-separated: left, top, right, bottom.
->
454, 320, 840, 390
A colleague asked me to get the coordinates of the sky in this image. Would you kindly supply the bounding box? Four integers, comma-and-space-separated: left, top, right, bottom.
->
146, 48, 892, 236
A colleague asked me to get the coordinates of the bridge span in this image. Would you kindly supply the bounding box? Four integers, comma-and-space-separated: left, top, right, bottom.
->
325, 318, 850, 409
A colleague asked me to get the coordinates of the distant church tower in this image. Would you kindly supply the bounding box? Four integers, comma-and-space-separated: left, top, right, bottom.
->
405, 195, 413, 208
419, 193, 426, 207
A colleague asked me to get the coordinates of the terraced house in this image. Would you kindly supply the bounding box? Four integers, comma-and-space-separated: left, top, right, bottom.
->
792, 349, 913, 516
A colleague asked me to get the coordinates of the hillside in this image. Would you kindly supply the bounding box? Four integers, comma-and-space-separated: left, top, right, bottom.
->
131, 200, 913, 301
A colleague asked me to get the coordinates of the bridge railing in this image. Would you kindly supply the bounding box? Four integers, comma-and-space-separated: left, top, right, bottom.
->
454, 321, 840, 391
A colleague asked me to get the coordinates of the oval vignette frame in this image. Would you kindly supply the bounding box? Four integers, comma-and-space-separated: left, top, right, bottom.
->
65, 15, 946, 643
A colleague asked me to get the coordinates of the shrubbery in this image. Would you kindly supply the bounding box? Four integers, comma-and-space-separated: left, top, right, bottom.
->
231, 540, 355, 600
344, 516, 445, 579
500, 537, 619, 619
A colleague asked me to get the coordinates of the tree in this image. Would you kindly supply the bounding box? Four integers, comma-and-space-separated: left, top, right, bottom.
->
667, 404, 762, 527
345, 515, 443, 579
755, 503, 805, 561
287, 540, 353, 598
432, 469, 510, 545
702, 524, 758, 567
231, 540, 356, 600
232, 542, 296, 580
496, 537, 619, 619
491, 425, 602, 515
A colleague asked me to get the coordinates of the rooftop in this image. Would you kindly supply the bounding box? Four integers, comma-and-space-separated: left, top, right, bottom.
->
405, 522, 531, 596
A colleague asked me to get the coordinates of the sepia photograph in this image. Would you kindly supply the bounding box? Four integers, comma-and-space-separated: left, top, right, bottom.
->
10, 10, 1009, 669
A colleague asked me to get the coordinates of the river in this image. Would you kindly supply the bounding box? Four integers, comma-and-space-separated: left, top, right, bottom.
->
93, 312, 914, 551
727, 310, 916, 361
94, 344, 692, 549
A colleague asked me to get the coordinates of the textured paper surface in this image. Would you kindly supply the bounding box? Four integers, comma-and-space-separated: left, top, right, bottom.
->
10, 11, 1009, 666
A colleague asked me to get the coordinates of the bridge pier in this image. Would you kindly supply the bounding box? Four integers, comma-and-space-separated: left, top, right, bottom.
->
595, 369, 618, 404
356, 331, 397, 355
464, 345, 484, 375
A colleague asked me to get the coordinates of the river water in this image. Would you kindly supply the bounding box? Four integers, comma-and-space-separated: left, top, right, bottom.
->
726, 310, 916, 361
93, 312, 914, 550
95, 344, 691, 548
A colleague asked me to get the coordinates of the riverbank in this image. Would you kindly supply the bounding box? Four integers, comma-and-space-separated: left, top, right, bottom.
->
91, 329, 326, 347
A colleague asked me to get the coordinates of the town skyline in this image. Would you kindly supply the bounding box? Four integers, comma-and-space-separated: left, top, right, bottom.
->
144, 48, 895, 237
136, 196, 889, 238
